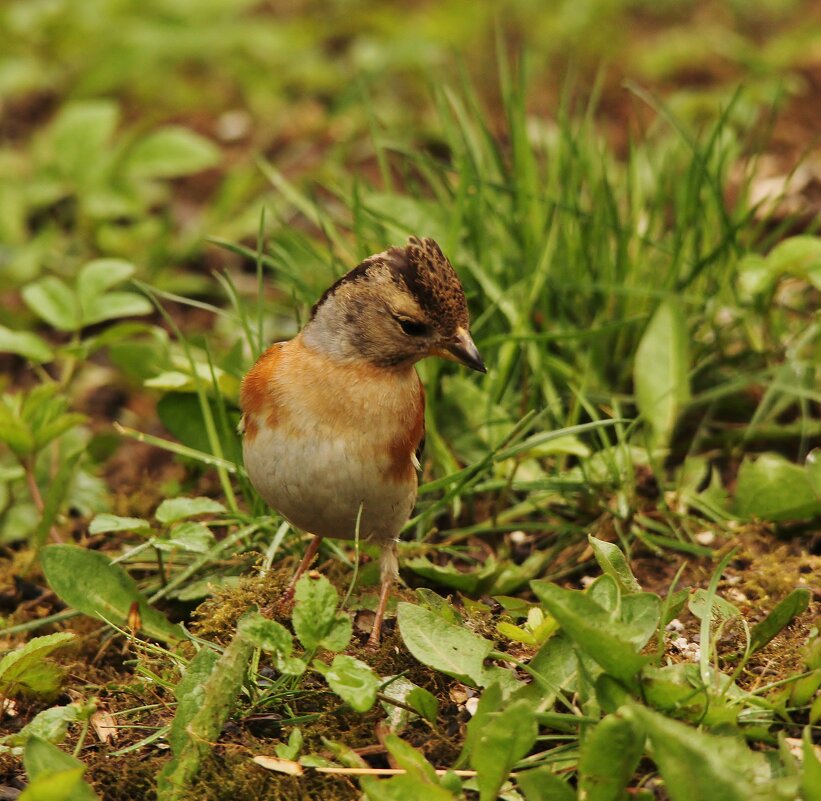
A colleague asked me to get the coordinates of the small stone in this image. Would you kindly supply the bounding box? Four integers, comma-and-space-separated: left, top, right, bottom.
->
695, 531, 715, 546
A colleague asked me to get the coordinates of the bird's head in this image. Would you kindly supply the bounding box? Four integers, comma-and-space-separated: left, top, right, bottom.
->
303, 237, 485, 373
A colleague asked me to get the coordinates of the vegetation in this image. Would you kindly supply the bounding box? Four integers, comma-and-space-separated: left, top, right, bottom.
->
1, 1, 819, 799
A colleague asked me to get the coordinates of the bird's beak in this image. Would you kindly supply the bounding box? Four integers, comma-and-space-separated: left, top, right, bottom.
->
445, 328, 486, 373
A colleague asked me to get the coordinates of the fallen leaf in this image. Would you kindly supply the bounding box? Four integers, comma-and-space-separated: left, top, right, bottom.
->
252, 755, 304, 776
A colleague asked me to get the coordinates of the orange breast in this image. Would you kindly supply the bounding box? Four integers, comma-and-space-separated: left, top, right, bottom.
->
240, 336, 424, 473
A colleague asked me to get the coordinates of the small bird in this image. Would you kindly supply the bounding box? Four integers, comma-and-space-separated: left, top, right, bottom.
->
239, 237, 485, 647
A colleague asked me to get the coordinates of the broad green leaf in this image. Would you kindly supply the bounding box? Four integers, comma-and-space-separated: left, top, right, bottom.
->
806, 449, 821, 500
471, 699, 538, 801
385, 735, 438, 782
517, 766, 576, 801
22, 277, 80, 332
749, 589, 811, 654
88, 514, 151, 535
40, 545, 184, 643
238, 611, 305, 675
81, 292, 153, 327
735, 453, 821, 521
578, 711, 645, 801
360, 735, 456, 800
414, 588, 463, 625
623, 703, 795, 801
0, 632, 75, 700
0, 325, 53, 363
764, 235, 821, 282
0, 399, 36, 455
404, 556, 496, 594
275, 728, 303, 760
126, 127, 221, 178
801, 726, 821, 801
160, 521, 215, 553
155, 496, 226, 524
380, 677, 439, 730
1, 704, 83, 749
323, 655, 379, 712
688, 589, 741, 624
588, 535, 642, 594
157, 620, 255, 796
620, 594, 662, 650
76, 259, 135, 300
23, 736, 99, 801
360, 775, 455, 801
47, 101, 119, 181
167, 647, 219, 756
292, 574, 352, 652
634, 298, 690, 447
18, 767, 87, 801
397, 602, 493, 686
406, 686, 439, 723
531, 581, 651, 683
517, 630, 579, 712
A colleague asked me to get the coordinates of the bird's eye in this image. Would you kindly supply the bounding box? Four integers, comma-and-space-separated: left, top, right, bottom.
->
396, 317, 429, 337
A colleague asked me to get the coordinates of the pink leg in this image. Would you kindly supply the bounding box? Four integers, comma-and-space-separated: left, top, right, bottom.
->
367, 541, 398, 649
285, 534, 323, 600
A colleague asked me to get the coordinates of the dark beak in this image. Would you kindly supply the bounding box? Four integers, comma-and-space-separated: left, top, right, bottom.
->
446, 328, 486, 373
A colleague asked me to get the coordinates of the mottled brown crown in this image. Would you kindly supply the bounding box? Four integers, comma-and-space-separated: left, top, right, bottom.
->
311, 236, 469, 335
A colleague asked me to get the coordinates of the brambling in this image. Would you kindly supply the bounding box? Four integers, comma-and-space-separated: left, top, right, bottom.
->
239, 236, 485, 647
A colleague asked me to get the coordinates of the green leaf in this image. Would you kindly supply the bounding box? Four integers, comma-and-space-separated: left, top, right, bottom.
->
18, 767, 88, 801
40, 544, 184, 643
275, 728, 303, 761
397, 602, 493, 686
126, 127, 221, 179
33, 450, 82, 549
801, 726, 821, 801
323, 654, 379, 712
23, 736, 99, 801
471, 699, 538, 801
623, 703, 795, 801
1, 704, 83, 749
81, 291, 153, 327
155, 496, 226, 525
88, 514, 152, 535
806, 449, 821, 500
160, 521, 215, 553
0, 325, 53, 363
360, 735, 457, 800
292, 574, 352, 652
578, 711, 645, 801
167, 647, 219, 756
517, 766, 576, 801
238, 611, 305, 675
620, 593, 662, 650
360, 776, 455, 801
22, 277, 80, 332
588, 535, 642, 594
47, 101, 119, 181
404, 556, 497, 594
0, 632, 75, 700
735, 453, 821, 521
634, 298, 690, 447
76, 259, 136, 299
531, 581, 651, 683
749, 589, 811, 654
688, 589, 741, 624
763, 235, 821, 281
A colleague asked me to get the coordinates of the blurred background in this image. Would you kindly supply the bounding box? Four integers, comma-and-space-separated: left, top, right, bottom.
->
1, 0, 819, 286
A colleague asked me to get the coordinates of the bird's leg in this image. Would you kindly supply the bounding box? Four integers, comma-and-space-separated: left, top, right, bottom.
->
367, 540, 398, 649
285, 534, 323, 601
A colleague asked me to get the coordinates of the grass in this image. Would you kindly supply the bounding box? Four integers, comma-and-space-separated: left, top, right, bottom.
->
1, 1, 820, 799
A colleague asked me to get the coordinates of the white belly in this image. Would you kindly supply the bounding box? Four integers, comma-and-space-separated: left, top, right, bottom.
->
243, 425, 416, 543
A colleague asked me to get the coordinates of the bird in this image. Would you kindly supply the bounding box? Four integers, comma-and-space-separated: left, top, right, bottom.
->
239, 236, 485, 648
